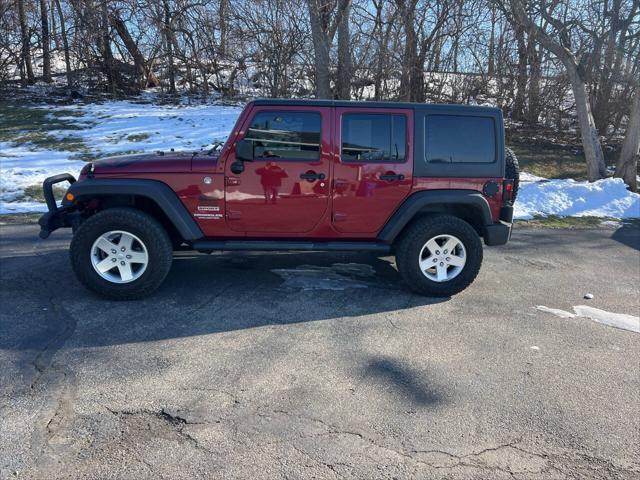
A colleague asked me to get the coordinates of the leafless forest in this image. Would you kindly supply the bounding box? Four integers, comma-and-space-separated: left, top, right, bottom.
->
1, 0, 639, 189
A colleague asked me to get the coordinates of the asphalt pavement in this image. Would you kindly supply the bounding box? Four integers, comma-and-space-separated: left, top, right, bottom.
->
1, 222, 639, 479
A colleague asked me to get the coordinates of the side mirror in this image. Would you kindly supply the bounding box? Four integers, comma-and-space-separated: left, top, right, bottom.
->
230, 161, 245, 174
235, 138, 254, 162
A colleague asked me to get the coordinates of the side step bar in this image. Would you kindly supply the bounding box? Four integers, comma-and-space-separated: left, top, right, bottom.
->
190, 240, 391, 253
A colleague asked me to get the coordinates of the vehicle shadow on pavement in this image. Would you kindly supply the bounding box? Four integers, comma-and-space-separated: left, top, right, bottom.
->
0, 248, 448, 352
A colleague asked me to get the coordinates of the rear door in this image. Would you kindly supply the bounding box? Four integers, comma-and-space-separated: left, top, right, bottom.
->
331, 107, 413, 233
225, 106, 332, 233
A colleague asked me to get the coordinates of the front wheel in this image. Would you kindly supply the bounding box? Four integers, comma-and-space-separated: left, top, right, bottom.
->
395, 215, 483, 297
70, 208, 173, 300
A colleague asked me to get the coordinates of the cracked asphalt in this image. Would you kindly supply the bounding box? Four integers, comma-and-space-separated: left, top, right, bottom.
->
1, 222, 639, 479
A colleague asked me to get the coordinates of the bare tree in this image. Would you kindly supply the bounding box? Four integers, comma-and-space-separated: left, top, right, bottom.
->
526, 25, 541, 125
307, 0, 351, 98
590, 0, 637, 136
235, 0, 307, 98
17, 0, 35, 85
395, 0, 417, 100
39, 0, 51, 82
512, 22, 527, 120
615, 89, 639, 192
53, 0, 72, 86
162, 0, 176, 94
110, 11, 158, 88
336, 0, 352, 99
502, 0, 608, 181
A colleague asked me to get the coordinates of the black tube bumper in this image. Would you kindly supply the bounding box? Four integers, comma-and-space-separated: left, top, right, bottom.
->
484, 205, 514, 246
38, 173, 77, 239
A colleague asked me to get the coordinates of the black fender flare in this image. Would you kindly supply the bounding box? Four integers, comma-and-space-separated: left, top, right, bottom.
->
377, 190, 493, 244
64, 178, 203, 241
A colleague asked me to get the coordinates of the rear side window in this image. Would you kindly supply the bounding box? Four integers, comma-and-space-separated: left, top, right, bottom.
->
341, 114, 406, 162
426, 115, 496, 163
245, 111, 321, 160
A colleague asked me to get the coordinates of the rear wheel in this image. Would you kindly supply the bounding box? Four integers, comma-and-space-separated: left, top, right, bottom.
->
395, 215, 483, 297
70, 208, 173, 300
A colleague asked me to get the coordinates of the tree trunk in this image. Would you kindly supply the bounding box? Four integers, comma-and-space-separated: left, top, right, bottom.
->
615, 90, 640, 192
218, 0, 228, 57
397, 0, 417, 101
99, 0, 116, 94
54, 0, 72, 87
566, 63, 607, 181
593, 0, 622, 135
40, 0, 52, 82
372, 2, 384, 100
488, 5, 496, 76
17, 0, 35, 85
526, 27, 541, 126
336, 3, 351, 100
451, 1, 463, 73
513, 24, 527, 121
307, 0, 331, 99
163, 1, 176, 94
110, 13, 159, 88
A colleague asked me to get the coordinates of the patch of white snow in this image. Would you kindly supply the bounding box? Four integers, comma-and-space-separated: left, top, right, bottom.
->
0, 101, 242, 213
572, 306, 640, 334
536, 305, 640, 334
515, 177, 640, 220
535, 305, 576, 318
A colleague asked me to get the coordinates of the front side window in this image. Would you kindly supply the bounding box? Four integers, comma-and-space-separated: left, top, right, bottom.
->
245, 111, 321, 160
426, 115, 496, 164
341, 114, 407, 162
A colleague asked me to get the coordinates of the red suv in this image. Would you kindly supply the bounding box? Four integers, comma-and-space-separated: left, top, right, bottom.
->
39, 100, 518, 299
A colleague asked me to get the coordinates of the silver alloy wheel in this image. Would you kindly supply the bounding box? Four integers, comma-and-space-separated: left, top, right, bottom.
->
418, 234, 466, 282
90, 230, 149, 284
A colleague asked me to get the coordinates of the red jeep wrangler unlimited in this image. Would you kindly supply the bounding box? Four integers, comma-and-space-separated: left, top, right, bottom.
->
39, 100, 518, 300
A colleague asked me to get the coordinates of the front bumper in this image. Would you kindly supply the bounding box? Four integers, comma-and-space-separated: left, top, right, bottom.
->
484, 205, 514, 246
38, 173, 78, 239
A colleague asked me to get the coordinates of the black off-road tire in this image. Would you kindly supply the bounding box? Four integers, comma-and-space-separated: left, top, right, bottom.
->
505, 147, 520, 201
395, 215, 483, 297
70, 207, 173, 300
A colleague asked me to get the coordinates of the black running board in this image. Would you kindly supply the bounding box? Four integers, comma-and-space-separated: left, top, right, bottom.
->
190, 240, 391, 253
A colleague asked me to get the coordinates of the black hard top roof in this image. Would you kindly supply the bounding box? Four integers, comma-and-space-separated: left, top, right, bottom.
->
251, 98, 501, 114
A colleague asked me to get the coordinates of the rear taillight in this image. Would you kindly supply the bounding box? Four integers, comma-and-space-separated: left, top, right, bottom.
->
503, 179, 514, 203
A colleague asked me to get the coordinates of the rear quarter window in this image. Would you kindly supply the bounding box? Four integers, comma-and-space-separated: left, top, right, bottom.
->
426, 115, 496, 164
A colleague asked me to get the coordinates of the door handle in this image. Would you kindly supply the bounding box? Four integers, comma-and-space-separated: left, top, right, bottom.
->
379, 173, 405, 182
300, 172, 326, 181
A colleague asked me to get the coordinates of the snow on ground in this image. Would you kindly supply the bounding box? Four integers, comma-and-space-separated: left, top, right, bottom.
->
536, 305, 640, 334
514, 176, 640, 220
0, 147, 86, 212
0, 100, 242, 213
65, 101, 242, 155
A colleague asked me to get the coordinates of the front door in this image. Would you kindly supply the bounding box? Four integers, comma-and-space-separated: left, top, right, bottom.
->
332, 107, 413, 233
225, 106, 332, 233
